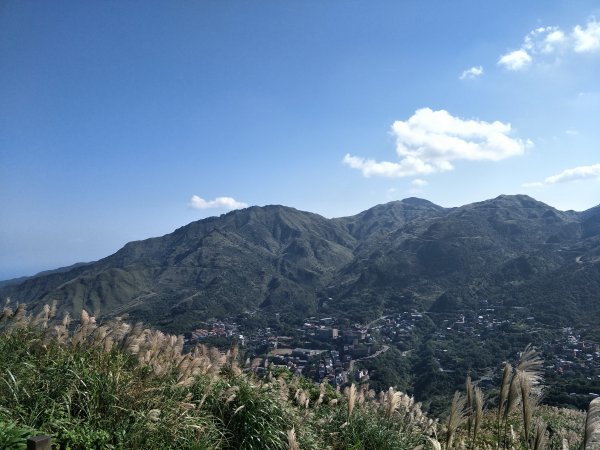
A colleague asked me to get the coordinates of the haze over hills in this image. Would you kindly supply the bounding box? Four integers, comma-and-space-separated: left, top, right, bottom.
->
2, 194, 599, 333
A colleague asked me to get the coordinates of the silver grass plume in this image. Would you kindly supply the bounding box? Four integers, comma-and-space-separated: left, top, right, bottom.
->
71, 309, 97, 347
31, 304, 50, 329
520, 373, 541, 446
428, 437, 442, 450
516, 344, 544, 388
510, 425, 518, 447
250, 357, 262, 369
465, 376, 474, 439
504, 370, 522, 421
446, 391, 467, 449
147, 409, 161, 422
9, 303, 28, 329
583, 397, 600, 450
386, 388, 402, 418
49, 300, 57, 319
357, 385, 366, 406
497, 363, 512, 423
347, 383, 357, 420
0, 306, 13, 324
287, 428, 299, 450
80, 309, 90, 326
532, 420, 547, 450
316, 380, 327, 407
473, 386, 484, 448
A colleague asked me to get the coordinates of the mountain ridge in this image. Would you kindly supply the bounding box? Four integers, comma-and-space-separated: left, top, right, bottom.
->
1, 195, 599, 331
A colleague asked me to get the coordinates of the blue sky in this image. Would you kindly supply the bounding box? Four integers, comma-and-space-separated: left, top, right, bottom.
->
1, 1, 600, 279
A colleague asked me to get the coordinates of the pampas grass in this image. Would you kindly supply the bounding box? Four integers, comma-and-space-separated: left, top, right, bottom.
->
472, 386, 484, 449
287, 427, 299, 450
583, 397, 600, 450
0, 302, 308, 448
347, 383, 357, 420
532, 420, 547, 450
1, 302, 595, 450
465, 375, 474, 438
446, 391, 467, 449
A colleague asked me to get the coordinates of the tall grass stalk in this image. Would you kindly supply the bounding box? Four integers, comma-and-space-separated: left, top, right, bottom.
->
446, 391, 467, 449
471, 386, 484, 450
496, 362, 512, 449
532, 420, 547, 450
583, 397, 600, 450
465, 375, 474, 441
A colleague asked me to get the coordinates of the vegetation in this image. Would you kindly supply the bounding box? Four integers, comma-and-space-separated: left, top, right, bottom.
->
0, 303, 433, 449
2, 196, 600, 413
0, 302, 598, 449
4, 195, 600, 333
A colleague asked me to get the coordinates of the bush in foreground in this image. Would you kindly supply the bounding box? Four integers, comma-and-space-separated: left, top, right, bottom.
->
0, 303, 435, 449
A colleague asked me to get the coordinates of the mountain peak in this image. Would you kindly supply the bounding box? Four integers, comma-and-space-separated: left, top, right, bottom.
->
468, 194, 552, 211
334, 197, 446, 240
398, 197, 443, 209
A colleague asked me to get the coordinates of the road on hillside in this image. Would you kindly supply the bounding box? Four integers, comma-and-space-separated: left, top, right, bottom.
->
358, 345, 390, 361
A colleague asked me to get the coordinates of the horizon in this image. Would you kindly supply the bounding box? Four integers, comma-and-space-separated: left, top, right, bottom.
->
2, 1, 600, 278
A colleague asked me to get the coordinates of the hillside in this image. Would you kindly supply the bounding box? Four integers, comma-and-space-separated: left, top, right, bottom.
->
1, 195, 599, 331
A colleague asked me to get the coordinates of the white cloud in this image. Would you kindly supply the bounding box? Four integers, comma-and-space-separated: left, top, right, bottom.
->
411, 178, 428, 188
459, 66, 484, 80
523, 163, 600, 187
188, 195, 248, 210
409, 178, 428, 194
522, 181, 544, 188
344, 108, 531, 178
573, 19, 600, 52
543, 29, 567, 53
342, 154, 436, 178
545, 164, 600, 183
499, 19, 600, 70
498, 49, 532, 70
386, 187, 398, 199
522, 26, 567, 54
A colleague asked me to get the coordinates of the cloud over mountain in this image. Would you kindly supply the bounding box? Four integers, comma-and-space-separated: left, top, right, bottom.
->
189, 195, 248, 210
344, 108, 530, 178
524, 163, 600, 187
410, 178, 428, 194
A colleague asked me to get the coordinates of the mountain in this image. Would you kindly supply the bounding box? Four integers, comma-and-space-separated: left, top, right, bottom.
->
1, 205, 358, 329
1, 195, 599, 331
0, 262, 94, 289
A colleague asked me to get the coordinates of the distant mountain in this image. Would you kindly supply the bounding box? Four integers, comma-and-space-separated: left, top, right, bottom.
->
2, 195, 599, 331
0, 262, 94, 288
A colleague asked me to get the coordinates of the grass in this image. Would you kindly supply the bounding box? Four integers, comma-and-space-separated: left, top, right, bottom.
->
0, 303, 435, 449
0, 301, 596, 449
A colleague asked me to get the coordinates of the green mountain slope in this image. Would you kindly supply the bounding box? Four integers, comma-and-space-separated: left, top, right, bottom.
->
1, 195, 599, 332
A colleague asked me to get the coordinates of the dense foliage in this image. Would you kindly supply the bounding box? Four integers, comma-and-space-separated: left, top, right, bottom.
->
1, 304, 598, 449
0, 305, 434, 449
